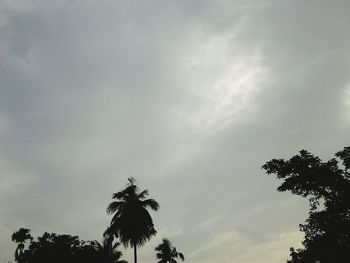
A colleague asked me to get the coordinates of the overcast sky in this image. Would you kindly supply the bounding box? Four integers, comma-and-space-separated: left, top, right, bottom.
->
0, 0, 350, 262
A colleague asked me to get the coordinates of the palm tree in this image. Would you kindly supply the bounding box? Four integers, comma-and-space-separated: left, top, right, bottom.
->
11, 228, 33, 263
95, 234, 127, 263
155, 238, 184, 263
106, 177, 159, 263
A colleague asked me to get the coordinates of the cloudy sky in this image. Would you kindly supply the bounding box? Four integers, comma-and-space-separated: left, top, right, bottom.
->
0, 0, 349, 262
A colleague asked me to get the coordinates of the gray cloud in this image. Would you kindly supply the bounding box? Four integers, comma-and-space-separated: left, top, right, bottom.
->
1, 0, 350, 262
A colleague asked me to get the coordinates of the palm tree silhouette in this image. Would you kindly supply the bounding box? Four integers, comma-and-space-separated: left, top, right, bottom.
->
107, 177, 159, 263
11, 228, 33, 263
95, 234, 127, 263
155, 238, 184, 263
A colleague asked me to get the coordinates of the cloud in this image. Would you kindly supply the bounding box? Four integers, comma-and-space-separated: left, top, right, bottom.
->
1, 1, 350, 262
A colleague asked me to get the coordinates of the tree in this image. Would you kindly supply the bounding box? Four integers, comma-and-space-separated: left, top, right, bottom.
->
24, 232, 82, 263
107, 177, 159, 263
262, 146, 350, 263
155, 238, 184, 263
11, 228, 33, 263
15, 230, 127, 263
95, 230, 127, 263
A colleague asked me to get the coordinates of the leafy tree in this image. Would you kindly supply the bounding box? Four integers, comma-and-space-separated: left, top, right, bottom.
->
14, 230, 126, 263
107, 177, 159, 263
262, 146, 350, 263
155, 238, 184, 263
11, 228, 32, 263
23, 232, 82, 263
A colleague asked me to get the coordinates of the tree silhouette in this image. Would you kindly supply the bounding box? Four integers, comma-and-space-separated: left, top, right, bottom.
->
11, 228, 32, 263
95, 231, 127, 263
12, 230, 127, 263
107, 177, 159, 263
24, 232, 82, 263
262, 146, 350, 263
155, 238, 184, 263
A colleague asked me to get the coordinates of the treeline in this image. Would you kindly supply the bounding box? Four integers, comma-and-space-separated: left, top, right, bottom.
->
10, 146, 350, 263
11, 178, 184, 263
11, 229, 125, 263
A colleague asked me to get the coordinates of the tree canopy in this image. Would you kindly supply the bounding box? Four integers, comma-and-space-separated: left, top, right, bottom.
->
262, 146, 350, 262
14, 231, 126, 263
106, 177, 159, 263
155, 238, 184, 263
11, 228, 33, 263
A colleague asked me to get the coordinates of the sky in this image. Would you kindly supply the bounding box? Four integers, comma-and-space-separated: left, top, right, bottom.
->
0, 0, 350, 262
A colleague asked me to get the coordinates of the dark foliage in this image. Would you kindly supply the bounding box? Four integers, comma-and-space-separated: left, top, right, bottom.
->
11, 228, 33, 263
14, 231, 126, 263
262, 146, 350, 263
107, 177, 159, 263
155, 238, 184, 263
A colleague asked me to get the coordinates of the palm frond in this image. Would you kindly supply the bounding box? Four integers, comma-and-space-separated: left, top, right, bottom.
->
113, 191, 127, 200
107, 201, 124, 214
138, 190, 149, 199
178, 253, 185, 261
171, 247, 177, 256
142, 199, 159, 211
112, 241, 122, 250
128, 177, 136, 185
103, 226, 113, 238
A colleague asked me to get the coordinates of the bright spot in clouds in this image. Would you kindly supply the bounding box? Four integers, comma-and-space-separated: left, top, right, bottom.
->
0, 1, 349, 263
174, 33, 267, 137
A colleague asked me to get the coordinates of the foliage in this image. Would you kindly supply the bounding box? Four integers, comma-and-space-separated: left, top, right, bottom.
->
262, 146, 350, 263
10, 177, 162, 263
107, 177, 159, 263
155, 238, 184, 263
11, 228, 33, 263
12, 230, 126, 263
98, 229, 127, 263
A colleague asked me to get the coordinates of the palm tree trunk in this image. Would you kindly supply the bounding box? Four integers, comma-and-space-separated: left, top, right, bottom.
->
134, 244, 137, 263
